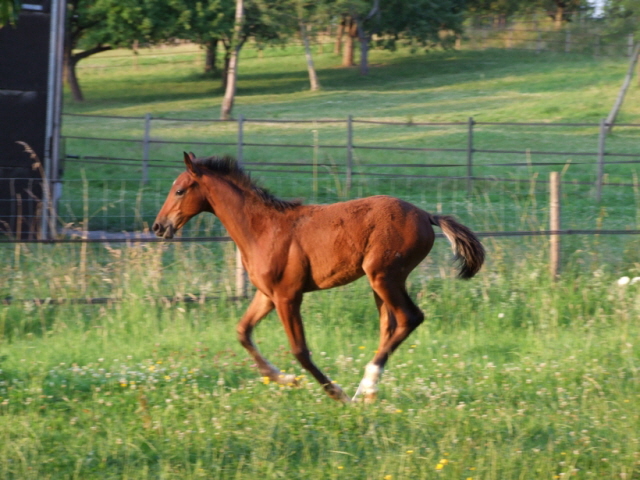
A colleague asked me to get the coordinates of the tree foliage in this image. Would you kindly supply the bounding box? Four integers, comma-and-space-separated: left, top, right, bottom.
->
330, 0, 466, 74
603, 0, 639, 36
0, 0, 19, 26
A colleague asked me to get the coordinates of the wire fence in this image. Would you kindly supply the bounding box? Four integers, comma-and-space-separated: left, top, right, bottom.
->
59, 113, 640, 193
2, 112, 639, 248
4, 115, 640, 305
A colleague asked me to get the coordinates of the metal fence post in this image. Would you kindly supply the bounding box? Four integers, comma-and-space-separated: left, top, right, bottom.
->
549, 172, 561, 280
596, 118, 606, 202
628, 33, 634, 58
237, 114, 244, 166
467, 117, 474, 195
346, 115, 353, 192
142, 113, 151, 184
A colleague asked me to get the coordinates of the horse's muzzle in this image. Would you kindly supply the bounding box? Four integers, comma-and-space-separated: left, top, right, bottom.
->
152, 221, 174, 239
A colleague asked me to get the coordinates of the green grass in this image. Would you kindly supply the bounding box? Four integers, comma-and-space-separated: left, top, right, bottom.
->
57, 44, 640, 234
1, 243, 640, 479
2, 43, 640, 479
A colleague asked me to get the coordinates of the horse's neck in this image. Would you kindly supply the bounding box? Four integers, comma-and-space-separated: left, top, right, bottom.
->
202, 175, 270, 251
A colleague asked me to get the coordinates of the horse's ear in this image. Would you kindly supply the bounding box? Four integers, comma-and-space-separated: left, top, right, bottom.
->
183, 152, 201, 177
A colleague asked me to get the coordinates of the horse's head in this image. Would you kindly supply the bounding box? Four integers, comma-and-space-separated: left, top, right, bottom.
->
152, 152, 211, 239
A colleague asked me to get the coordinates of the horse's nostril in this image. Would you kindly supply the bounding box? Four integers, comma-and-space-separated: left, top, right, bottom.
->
152, 222, 160, 232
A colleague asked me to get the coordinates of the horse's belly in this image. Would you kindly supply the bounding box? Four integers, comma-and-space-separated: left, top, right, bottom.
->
308, 260, 365, 291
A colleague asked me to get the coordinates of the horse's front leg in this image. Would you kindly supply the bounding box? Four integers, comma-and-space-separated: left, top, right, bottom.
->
236, 291, 297, 386
274, 293, 351, 403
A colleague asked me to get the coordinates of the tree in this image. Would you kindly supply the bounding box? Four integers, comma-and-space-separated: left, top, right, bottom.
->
170, 0, 234, 75
296, 0, 321, 91
465, 0, 592, 27
603, 0, 639, 36
220, 0, 243, 119
218, 0, 291, 118
0, 0, 19, 26
64, 0, 113, 102
332, 0, 466, 75
64, 0, 183, 102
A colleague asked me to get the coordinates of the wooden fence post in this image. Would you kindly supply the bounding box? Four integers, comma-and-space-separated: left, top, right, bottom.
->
606, 42, 640, 134
142, 113, 151, 184
237, 114, 244, 167
549, 172, 561, 280
467, 117, 474, 195
629, 34, 634, 58
236, 246, 247, 298
346, 115, 353, 192
596, 118, 606, 202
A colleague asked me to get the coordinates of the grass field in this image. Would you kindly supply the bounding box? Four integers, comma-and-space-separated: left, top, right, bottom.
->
2, 44, 640, 479
58, 44, 640, 235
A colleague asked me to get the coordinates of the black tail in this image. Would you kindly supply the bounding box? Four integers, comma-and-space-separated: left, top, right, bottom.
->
430, 215, 485, 279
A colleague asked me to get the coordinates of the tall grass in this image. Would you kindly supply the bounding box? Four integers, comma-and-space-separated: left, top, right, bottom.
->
1, 236, 639, 478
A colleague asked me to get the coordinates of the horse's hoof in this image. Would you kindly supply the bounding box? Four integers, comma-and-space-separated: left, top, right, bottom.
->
277, 373, 299, 386
363, 392, 377, 403
324, 383, 351, 403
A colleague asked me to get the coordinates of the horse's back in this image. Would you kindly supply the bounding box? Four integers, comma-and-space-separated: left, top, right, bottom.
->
294, 195, 435, 290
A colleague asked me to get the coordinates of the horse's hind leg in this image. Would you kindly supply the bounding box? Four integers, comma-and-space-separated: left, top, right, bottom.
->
353, 292, 396, 401
236, 291, 297, 386
354, 273, 424, 402
274, 294, 350, 403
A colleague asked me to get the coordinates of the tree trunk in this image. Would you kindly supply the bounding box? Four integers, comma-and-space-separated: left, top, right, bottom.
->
65, 50, 84, 102
222, 45, 232, 90
341, 18, 356, 67
554, 6, 564, 29
220, 0, 244, 120
205, 39, 218, 73
63, 43, 112, 102
356, 19, 369, 75
300, 20, 320, 91
334, 16, 345, 55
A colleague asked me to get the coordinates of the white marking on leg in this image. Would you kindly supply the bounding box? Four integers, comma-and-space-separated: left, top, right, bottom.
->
353, 363, 383, 401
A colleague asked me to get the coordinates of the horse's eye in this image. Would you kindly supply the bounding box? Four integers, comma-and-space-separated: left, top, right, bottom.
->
176, 189, 185, 196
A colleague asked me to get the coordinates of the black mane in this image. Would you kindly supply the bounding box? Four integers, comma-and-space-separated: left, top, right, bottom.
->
193, 156, 301, 211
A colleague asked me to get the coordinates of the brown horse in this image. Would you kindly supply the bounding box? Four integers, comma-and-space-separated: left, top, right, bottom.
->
153, 153, 485, 403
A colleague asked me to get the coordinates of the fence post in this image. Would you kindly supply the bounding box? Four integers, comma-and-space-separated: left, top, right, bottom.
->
142, 113, 151, 184
536, 27, 542, 54
549, 172, 561, 280
594, 35, 600, 57
565, 28, 571, 53
237, 114, 244, 167
235, 246, 247, 299
596, 118, 606, 202
346, 115, 353, 192
628, 34, 634, 57
467, 117, 474, 195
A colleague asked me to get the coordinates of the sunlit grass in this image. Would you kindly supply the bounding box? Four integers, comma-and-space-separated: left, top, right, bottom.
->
2, 40, 640, 479
1, 242, 640, 478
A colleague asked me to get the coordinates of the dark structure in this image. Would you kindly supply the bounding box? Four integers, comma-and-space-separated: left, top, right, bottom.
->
0, 3, 52, 238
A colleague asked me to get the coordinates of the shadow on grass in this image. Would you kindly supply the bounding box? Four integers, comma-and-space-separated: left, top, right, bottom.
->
66, 49, 611, 114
